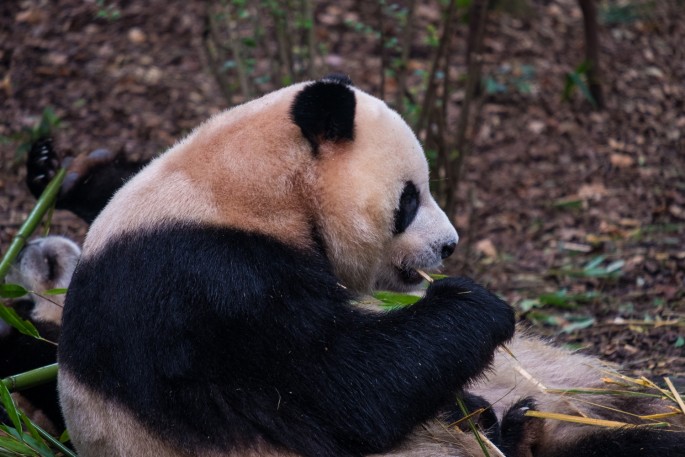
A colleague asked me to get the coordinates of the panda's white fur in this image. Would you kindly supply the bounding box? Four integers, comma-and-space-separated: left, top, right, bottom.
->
56, 78, 684, 457
5, 236, 80, 324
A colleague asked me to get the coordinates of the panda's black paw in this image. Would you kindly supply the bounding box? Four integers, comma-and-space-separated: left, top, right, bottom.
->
499, 397, 543, 457
26, 137, 61, 199
424, 277, 515, 347
26, 137, 118, 201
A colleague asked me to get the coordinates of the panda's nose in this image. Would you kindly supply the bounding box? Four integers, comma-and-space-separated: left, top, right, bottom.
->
441, 242, 457, 259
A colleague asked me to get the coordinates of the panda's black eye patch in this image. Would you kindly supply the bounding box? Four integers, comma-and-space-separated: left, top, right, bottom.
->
393, 181, 420, 235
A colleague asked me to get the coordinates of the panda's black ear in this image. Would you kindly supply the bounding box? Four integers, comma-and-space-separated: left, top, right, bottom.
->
291, 76, 355, 154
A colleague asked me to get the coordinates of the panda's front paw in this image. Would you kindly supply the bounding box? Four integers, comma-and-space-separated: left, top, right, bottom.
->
26, 137, 61, 199
424, 277, 515, 347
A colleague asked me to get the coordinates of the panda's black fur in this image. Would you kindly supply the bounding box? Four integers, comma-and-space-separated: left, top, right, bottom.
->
61, 226, 512, 456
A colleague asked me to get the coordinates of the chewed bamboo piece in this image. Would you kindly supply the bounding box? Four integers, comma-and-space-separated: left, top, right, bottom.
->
416, 269, 434, 283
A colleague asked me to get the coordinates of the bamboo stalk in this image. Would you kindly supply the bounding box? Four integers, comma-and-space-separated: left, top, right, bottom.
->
524, 410, 669, 429
2, 364, 58, 392
0, 168, 66, 281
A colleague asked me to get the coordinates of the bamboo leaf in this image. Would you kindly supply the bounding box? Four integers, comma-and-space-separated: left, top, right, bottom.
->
584, 255, 606, 271
373, 291, 421, 309
20, 413, 52, 456
0, 306, 41, 339
0, 381, 22, 435
0, 435, 38, 455
42, 288, 67, 296
0, 284, 29, 299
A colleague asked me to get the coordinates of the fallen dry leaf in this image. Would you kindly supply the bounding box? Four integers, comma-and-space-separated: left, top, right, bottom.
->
610, 153, 635, 168
475, 239, 498, 259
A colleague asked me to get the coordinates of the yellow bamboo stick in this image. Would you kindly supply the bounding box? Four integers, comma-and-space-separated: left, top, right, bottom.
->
524, 410, 669, 428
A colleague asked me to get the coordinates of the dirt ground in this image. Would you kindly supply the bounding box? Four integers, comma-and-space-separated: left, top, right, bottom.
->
1, 0, 683, 382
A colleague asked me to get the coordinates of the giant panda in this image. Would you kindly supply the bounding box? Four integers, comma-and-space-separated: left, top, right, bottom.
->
56, 76, 684, 457
1, 235, 81, 432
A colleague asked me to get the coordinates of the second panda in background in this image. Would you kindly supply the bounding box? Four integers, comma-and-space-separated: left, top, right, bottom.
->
24, 75, 684, 456
1, 236, 81, 433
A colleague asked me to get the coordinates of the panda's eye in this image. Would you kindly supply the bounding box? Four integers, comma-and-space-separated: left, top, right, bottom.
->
393, 181, 420, 235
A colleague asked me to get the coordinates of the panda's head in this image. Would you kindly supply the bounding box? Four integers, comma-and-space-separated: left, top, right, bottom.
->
5, 236, 81, 325
84, 76, 457, 295
293, 75, 458, 292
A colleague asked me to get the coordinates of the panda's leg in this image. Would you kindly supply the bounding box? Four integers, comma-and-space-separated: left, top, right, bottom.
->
470, 334, 685, 456
368, 393, 529, 457
535, 428, 685, 457
57, 371, 187, 457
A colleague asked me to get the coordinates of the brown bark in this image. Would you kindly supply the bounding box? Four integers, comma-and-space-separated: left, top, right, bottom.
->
578, 0, 604, 109
445, 0, 490, 218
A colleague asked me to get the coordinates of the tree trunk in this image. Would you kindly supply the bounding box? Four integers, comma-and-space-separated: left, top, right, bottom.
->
445, 0, 490, 218
578, 0, 604, 109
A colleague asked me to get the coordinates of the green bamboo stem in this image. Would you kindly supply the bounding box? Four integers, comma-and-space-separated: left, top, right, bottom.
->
0, 168, 66, 281
2, 364, 58, 392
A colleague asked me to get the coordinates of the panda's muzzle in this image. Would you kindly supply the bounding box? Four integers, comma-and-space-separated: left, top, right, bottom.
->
396, 240, 457, 285
441, 242, 457, 259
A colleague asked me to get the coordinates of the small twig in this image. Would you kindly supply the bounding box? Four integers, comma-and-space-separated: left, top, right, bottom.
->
30, 291, 64, 308
203, 6, 234, 104
525, 410, 669, 429
394, 0, 416, 114
415, 0, 459, 135
416, 269, 434, 283
223, 3, 251, 99
664, 377, 685, 415
511, 362, 548, 392
378, 1, 386, 100
303, 0, 317, 79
